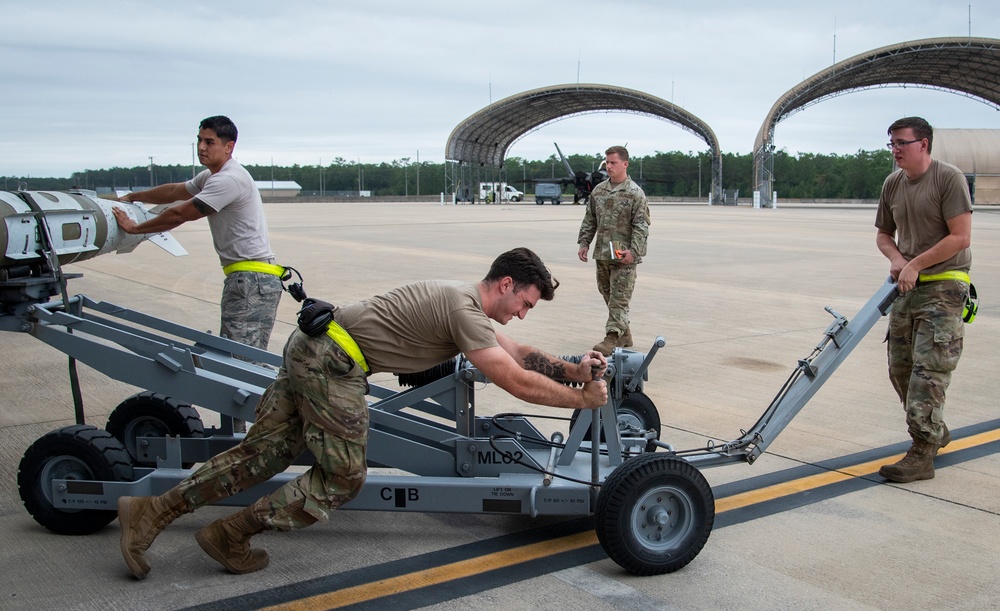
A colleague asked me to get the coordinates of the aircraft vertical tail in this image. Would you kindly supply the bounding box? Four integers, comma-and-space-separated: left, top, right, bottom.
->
555, 142, 576, 177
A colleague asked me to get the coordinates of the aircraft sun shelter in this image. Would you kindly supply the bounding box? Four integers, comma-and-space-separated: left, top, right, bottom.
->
445, 83, 723, 204
753, 37, 1000, 208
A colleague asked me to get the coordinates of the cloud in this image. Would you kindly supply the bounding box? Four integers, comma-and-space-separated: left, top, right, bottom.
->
1, 0, 998, 177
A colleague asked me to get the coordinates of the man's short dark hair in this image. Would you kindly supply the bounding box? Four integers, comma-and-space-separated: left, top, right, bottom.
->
888, 116, 933, 153
200, 115, 239, 143
484, 247, 559, 301
606, 145, 629, 162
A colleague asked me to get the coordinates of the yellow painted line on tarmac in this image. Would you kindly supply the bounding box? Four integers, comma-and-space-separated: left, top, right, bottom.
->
259, 531, 598, 611
261, 428, 1000, 611
715, 428, 1000, 512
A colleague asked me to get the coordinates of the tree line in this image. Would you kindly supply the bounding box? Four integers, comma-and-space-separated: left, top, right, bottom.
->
2, 148, 896, 199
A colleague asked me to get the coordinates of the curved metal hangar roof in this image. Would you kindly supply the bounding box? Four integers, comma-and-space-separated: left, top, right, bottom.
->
754, 37, 1000, 153
446, 83, 720, 167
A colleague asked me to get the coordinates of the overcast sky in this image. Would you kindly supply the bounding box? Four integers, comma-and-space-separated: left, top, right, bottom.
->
3, 0, 999, 178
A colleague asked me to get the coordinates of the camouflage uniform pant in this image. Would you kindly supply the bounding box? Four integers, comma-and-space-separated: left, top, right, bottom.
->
596, 261, 637, 335
221, 271, 284, 431
178, 330, 368, 531
220, 271, 283, 351
887, 280, 967, 445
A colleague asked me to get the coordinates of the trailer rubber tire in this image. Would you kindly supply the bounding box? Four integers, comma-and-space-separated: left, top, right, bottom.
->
596, 453, 714, 575
106, 391, 204, 467
571, 391, 661, 445
18, 424, 134, 535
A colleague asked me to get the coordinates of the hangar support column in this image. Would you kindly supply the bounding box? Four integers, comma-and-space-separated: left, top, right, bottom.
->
711, 153, 723, 205
752, 137, 774, 209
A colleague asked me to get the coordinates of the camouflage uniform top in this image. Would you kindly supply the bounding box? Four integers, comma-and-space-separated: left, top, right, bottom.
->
577, 177, 651, 262
332, 280, 499, 374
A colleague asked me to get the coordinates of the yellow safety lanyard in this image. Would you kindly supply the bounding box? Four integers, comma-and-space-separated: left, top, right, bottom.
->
917, 270, 977, 323
222, 261, 289, 279
917, 270, 970, 284
325, 321, 370, 374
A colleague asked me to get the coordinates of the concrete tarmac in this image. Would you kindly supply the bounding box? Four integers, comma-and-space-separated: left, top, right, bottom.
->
1, 200, 998, 610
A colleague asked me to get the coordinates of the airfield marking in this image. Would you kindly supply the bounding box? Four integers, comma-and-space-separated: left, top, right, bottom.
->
246, 428, 1000, 611
259, 531, 596, 611
717, 428, 1000, 512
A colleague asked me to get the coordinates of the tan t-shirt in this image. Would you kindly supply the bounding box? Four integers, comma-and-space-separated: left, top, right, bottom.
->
875, 159, 973, 275
333, 280, 499, 374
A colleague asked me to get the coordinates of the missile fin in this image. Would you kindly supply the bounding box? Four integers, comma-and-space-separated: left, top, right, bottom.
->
145, 232, 188, 257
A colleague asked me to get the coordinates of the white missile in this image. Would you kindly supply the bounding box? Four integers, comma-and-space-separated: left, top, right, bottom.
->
0, 189, 186, 270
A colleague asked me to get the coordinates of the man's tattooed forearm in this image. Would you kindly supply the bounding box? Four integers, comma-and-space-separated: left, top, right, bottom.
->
524, 352, 567, 380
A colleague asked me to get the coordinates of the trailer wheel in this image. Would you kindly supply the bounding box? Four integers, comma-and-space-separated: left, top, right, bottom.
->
17, 425, 134, 535
596, 453, 714, 575
571, 391, 661, 445
106, 392, 204, 467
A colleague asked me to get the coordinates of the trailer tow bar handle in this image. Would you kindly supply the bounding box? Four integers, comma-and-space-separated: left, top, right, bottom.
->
625, 336, 666, 394
542, 432, 563, 487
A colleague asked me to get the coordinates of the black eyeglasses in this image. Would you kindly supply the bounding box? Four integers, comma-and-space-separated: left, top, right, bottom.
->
886, 139, 922, 150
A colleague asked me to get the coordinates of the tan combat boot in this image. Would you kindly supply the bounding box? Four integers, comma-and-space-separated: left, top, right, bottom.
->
195, 503, 270, 574
616, 328, 633, 348
594, 332, 619, 356
118, 488, 192, 579
878, 438, 939, 483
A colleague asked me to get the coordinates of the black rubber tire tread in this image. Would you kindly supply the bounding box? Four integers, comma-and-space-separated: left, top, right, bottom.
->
595, 453, 714, 575
17, 424, 134, 535
106, 391, 204, 467
571, 391, 662, 443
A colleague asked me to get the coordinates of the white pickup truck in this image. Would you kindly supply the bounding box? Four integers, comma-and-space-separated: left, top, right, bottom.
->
479, 182, 524, 203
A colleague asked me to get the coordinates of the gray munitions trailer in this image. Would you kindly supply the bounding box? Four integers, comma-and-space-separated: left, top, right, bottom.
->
3, 191, 901, 575
6, 274, 900, 576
